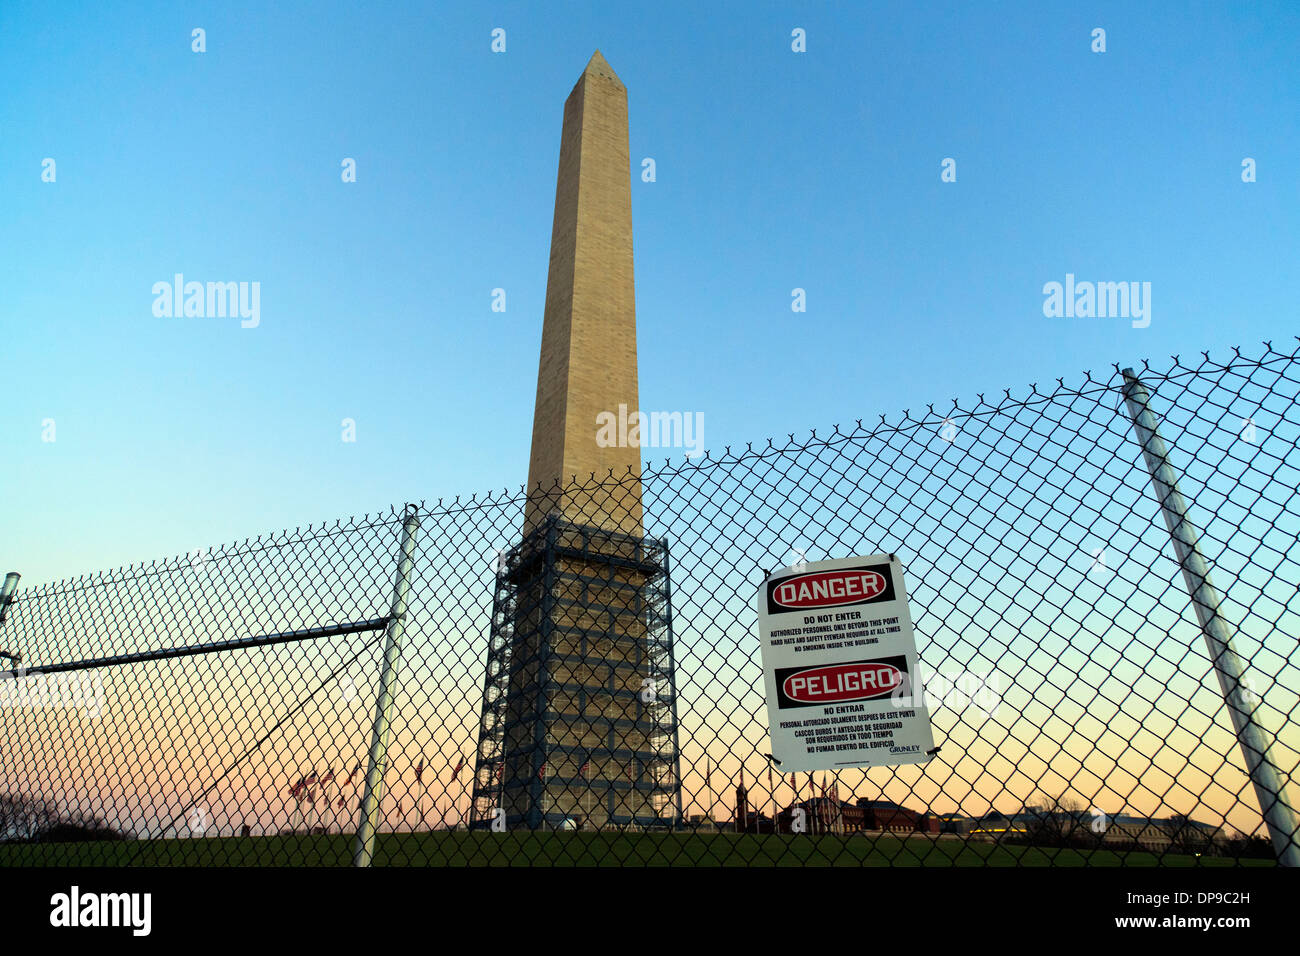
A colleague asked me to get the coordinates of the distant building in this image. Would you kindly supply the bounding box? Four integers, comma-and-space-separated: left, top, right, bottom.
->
967, 806, 1225, 854
734, 782, 779, 833
737, 811, 778, 834
937, 813, 971, 834
685, 814, 726, 832
857, 799, 940, 834
967, 810, 1032, 840
774, 797, 847, 835
768, 792, 939, 835
1094, 814, 1222, 854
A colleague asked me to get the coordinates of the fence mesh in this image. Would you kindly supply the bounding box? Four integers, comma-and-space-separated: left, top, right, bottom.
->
2, 341, 1299, 866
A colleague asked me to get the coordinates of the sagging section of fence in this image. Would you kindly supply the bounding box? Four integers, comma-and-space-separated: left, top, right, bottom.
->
1, 341, 1298, 866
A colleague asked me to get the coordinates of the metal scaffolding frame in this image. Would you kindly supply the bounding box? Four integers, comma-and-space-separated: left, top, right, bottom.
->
471, 513, 681, 831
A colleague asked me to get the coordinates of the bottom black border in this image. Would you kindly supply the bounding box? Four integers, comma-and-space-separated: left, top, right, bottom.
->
2, 865, 1285, 943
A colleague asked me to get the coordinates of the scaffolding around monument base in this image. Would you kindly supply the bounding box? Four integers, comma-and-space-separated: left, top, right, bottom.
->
470, 512, 682, 831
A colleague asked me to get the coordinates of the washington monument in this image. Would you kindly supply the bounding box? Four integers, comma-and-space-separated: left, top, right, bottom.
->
471, 52, 682, 831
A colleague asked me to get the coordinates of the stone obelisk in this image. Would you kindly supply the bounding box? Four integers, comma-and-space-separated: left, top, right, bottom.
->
472, 52, 680, 833
525, 49, 643, 537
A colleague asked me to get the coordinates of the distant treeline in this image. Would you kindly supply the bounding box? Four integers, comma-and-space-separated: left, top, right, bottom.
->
0, 792, 125, 843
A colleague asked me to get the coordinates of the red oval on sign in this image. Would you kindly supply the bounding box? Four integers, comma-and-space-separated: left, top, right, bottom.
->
772, 568, 887, 609
782, 661, 903, 704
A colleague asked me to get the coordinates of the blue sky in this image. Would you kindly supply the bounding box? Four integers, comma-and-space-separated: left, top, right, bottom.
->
3, 0, 1298, 584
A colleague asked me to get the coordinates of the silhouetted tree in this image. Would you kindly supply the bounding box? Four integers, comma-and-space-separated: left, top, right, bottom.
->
0, 793, 59, 842
1221, 829, 1274, 860
0, 793, 123, 843
1023, 792, 1087, 848
1166, 814, 1215, 857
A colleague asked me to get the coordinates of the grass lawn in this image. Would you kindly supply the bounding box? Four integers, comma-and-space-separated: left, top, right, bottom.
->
0, 830, 1276, 866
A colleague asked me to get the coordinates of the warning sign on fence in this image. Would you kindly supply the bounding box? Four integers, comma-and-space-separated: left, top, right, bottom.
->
757, 554, 935, 772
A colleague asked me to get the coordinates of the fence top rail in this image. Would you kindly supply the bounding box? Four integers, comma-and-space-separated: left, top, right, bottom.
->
0, 618, 391, 679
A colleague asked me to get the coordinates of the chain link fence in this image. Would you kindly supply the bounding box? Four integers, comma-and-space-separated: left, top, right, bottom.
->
2, 341, 1299, 866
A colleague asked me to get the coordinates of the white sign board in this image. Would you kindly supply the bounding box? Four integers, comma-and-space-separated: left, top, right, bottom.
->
757, 554, 934, 772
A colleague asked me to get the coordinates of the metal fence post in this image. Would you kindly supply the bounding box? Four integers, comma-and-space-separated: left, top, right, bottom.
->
0, 572, 21, 663
352, 504, 421, 867
1121, 368, 1300, 866
0, 572, 20, 623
